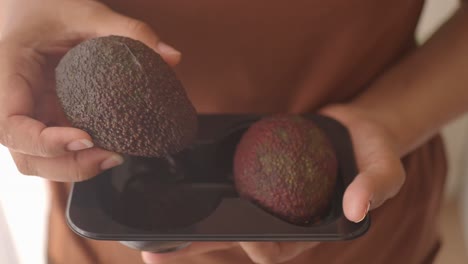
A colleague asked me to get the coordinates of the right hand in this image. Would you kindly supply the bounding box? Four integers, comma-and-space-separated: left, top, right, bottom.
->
0, 0, 181, 182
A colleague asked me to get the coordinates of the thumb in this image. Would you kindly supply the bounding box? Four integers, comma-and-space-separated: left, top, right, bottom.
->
342, 156, 405, 223
319, 105, 406, 223
70, 2, 181, 66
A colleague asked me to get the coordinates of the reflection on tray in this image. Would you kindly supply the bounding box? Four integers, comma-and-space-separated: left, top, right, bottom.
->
100, 129, 243, 230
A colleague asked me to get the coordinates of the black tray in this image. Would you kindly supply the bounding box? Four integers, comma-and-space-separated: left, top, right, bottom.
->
66, 114, 370, 252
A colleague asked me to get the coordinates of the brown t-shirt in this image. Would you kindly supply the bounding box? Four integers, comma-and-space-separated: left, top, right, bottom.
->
48, 0, 447, 263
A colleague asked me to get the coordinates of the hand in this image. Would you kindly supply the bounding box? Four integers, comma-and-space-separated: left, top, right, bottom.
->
320, 104, 405, 222
141, 242, 319, 264
0, 0, 181, 182
141, 104, 406, 264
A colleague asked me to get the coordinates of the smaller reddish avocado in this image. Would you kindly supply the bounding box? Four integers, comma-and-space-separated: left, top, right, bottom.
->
233, 114, 338, 225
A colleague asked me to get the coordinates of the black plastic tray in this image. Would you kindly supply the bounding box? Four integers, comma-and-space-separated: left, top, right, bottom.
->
66, 114, 370, 252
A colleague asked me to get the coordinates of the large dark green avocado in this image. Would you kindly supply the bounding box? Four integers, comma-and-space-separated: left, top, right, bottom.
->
55, 35, 197, 157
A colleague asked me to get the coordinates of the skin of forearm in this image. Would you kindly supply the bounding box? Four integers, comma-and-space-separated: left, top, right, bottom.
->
350, 3, 468, 156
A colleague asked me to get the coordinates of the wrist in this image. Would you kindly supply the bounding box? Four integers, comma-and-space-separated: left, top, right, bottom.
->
319, 103, 411, 157
347, 81, 444, 157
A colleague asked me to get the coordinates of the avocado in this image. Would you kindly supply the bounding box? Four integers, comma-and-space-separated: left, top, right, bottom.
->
55, 35, 197, 157
233, 114, 338, 225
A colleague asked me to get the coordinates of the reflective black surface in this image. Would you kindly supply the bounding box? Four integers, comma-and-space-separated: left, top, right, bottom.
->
66, 114, 370, 250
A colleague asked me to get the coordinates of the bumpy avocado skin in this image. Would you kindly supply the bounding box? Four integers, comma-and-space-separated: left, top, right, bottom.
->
233, 115, 338, 225
56, 35, 197, 157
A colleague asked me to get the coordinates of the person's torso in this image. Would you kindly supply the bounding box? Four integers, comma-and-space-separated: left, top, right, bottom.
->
100, 0, 425, 113
48, 2, 450, 264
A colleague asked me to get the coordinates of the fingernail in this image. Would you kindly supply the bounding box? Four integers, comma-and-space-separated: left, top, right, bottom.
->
67, 139, 94, 151
355, 201, 371, 223
100, 154, 124, 170
156, 42, 181, 55
141, 252, 158, 264
141, 253, 153, 264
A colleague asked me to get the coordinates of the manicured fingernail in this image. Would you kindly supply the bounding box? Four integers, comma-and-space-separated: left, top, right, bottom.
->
100, 154, 124, 170
156, 42, 181, 55
67, 139, 94, 151
355, 201, 371, 223
141, 254, 153, 264
141, 252, 157, 264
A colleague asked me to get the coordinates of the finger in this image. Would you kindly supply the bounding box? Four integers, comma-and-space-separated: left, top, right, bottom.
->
70, 2, 181, 66
342, 156, 405, 223
1, 115, 95, 157
141, 242, 235, 264
239, 242, 319, 264
0, 73, 93, 157
9, 148, 123, 182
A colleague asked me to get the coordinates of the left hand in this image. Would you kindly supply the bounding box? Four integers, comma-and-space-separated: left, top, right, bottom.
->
142, 104, 406, 264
